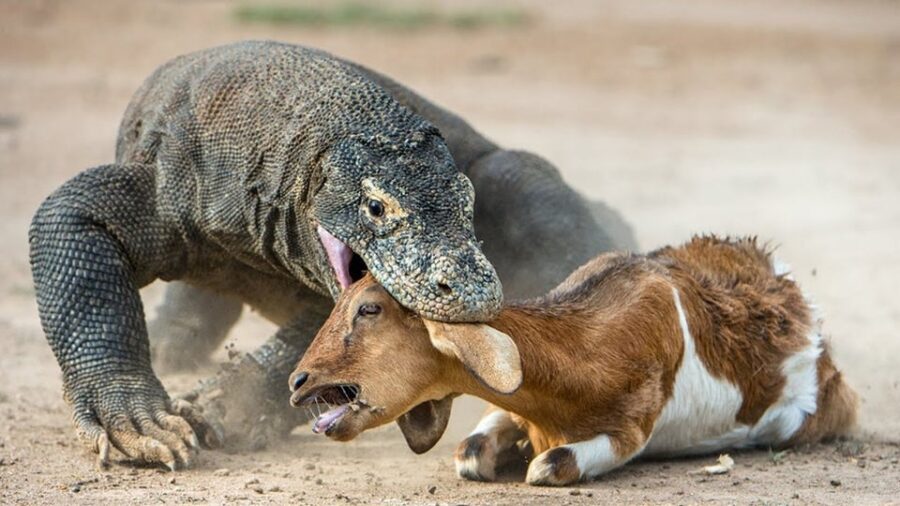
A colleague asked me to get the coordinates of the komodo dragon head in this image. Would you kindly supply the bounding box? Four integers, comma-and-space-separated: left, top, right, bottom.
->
310, 129, 502, 323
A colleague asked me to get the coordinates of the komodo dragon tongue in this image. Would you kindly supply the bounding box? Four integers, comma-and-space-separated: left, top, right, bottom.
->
317, 225, 353, 290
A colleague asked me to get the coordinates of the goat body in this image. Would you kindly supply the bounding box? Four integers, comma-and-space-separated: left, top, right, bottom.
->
291, 236, 857, 486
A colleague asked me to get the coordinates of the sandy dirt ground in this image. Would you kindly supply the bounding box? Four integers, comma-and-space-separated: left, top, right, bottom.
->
1, 0, 899, 503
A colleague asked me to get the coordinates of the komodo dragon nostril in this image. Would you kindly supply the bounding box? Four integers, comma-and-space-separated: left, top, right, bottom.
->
291, 372, 309, 392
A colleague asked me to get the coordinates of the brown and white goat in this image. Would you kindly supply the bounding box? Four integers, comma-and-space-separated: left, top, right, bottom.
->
289, 236, 857, 486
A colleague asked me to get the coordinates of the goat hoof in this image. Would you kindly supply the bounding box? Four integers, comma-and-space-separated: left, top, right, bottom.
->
526, 447, 581, 486
454, 434, 497, 482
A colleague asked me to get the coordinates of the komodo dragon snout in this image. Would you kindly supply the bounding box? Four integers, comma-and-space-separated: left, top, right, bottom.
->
312, 134, 502, 322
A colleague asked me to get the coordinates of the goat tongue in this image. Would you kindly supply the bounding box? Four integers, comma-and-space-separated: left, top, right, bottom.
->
313, 404, 349, 434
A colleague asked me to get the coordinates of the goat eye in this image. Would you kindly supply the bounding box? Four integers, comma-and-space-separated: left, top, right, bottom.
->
357, 303, 381, 317
367, 199, 384, 218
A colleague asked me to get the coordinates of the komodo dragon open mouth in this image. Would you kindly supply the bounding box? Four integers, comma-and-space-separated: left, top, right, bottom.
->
317, 225, 369, 292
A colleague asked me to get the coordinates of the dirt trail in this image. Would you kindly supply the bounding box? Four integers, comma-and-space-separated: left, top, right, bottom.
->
1, 0, 898, 503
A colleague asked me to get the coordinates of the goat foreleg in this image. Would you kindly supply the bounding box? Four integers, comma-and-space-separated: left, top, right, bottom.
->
455, 407, 526, 481
526, 428, 647, 486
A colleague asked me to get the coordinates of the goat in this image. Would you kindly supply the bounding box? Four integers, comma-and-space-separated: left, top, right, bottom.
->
288, 236, 857, 486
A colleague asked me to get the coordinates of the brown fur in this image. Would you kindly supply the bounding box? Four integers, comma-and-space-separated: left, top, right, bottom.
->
653, 237, 814, 424
292, 235, 857, 485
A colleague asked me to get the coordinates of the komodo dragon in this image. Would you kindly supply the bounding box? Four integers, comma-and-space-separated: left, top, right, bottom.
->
30, 41, 636, 470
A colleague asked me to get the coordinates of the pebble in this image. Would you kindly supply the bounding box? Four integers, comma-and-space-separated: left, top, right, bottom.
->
428, 485, 437, 494
830, 479, 842, 487
213, 468, 230, 477
245, 478, 260, 486
569, 490, 581, 496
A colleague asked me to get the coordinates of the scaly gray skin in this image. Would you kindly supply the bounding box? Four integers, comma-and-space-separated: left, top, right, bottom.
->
31, 41, 637, 468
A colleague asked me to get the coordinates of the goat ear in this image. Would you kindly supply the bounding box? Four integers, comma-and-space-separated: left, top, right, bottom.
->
423, 320, 522, 395
396, 395, 454, 454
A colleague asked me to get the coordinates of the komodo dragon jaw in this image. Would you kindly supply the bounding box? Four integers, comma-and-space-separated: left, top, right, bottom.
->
311, 137, 503, 323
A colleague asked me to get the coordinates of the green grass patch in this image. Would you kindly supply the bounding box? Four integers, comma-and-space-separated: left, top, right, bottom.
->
233, 2, 529, 30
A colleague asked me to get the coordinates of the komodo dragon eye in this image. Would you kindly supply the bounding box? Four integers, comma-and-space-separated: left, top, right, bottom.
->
367, 199, 384, 218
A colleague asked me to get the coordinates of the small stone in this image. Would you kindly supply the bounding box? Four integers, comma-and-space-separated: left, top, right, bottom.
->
428, 485, 437, 495
213, 468, 230, 477
830, 479, 841, 487
315, 478, 323, 485
269, 486, 282, 492
168, 476, 176, 485
252, 485, 264, 494
304, 463, 316, 470
569, 490, 581, 496
792, 493, 800, 499
70, 485, 81, 493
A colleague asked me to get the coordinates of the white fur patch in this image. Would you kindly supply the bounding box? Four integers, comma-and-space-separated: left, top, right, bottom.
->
750, 329, 822, 443
455, 410, 513, 481
471, 410, 511, 436
570, 434, 624, 479
644, 286, 822, 457
643, 288, 749, 457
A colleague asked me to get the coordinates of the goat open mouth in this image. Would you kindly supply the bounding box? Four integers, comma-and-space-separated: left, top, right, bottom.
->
294, 384, 360, 435
317, 225, 369, 290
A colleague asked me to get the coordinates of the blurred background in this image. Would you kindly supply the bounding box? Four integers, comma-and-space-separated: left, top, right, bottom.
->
1, 0, 898, 502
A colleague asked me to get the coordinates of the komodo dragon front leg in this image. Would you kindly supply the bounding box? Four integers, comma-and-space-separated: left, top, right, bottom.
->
29, 164, 221, 469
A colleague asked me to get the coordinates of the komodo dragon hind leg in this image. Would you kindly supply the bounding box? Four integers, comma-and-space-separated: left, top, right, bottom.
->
183, 294, 333, 450
148, 282, 243, 373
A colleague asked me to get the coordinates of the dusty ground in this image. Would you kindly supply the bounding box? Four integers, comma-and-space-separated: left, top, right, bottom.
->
1, 0, 899, 504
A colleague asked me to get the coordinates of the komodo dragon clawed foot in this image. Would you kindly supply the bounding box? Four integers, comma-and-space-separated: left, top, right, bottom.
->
183, 357, 308, 451
66, 370, 222, 471
180, 311, 327, 451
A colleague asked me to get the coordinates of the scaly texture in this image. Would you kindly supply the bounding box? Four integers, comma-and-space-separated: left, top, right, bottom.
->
31, 41, 636, 466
